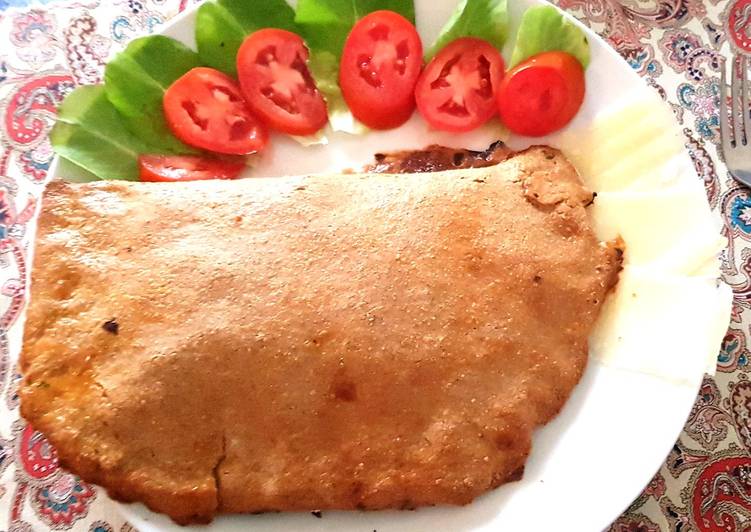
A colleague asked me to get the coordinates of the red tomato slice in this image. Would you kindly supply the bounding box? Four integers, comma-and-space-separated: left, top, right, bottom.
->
339, 10, 423, 130
237, 29, 328, 136
138, 154, 245, 182
497, 51, 585, 137
415, 37, 504, 132
163, 67, 268, 155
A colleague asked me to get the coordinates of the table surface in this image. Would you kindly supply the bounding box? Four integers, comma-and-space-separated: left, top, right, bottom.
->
0, 0, 748, 530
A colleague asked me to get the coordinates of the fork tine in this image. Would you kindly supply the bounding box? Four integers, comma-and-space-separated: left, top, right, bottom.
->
743, 55, 750, 145
732, 54, 744, 145
721, 56, 733, 153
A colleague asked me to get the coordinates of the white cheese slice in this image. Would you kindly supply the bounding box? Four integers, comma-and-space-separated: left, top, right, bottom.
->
591, 185, 725, 275
557, 87, 732, 379
559, 88, 685, 193
590, 267, 732, 383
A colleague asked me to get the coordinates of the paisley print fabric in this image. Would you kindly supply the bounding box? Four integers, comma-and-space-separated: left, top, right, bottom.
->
0, 0, 747, 530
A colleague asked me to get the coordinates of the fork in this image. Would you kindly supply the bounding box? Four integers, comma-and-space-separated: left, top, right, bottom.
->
721, 54, 751, 185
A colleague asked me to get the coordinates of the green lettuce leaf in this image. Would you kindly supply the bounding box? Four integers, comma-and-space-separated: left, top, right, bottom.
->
195, 0, 298, 76
104, 35, 200, 154
307, 50, 368, 135
295, 0, 415, 58
509, 5, 590, 68
51, 85, 151, 182
426, 0, 509, 60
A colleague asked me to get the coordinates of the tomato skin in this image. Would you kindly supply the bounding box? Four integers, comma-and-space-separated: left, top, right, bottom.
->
237, 29, 328, 136
138, 154, 246, 182
163, 67, 268, 155
415, 37, 504, 133
339, 10, 423, 130
497, 51, 585, 137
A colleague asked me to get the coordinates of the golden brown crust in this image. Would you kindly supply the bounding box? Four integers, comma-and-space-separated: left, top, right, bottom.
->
20, 147, 620, 524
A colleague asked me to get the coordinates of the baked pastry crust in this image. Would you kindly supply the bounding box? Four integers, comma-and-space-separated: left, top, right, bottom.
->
20, 147, 621, 524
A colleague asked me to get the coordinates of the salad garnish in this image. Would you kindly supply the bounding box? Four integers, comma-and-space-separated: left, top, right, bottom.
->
426, 0, 509, 60
195, 0, 298, 76
339, 10, 423, 129
237, 28, 329, 136
509, 4, 590, 68
51, 85, 151, 182
296, 0, 417, 133
416, 37, 504, 132
295, 0, 416, 57
163, 67, 268, 155
50, 0, 591, 182
104, 36, 201, 155
497, 50, 585, 137
138, 154, 246, 182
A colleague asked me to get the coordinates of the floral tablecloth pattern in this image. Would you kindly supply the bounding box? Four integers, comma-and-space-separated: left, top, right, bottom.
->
0, 0, 748, 530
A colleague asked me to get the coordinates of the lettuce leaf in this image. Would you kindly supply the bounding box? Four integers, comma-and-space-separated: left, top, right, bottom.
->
509, 5, 590, 68
104, 35, 200, 154
56, 36, 203, 181
195, 0, 298, 76
307, 50, 368, 135
50, 85, 152, 181
295, 0, 415, 58
426, 0, 508, 60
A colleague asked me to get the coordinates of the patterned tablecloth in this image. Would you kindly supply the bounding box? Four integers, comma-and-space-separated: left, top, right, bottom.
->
0, 0, 748, 530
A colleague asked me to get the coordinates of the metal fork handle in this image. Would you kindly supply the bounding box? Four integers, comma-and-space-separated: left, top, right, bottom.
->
721, 54, 751, 187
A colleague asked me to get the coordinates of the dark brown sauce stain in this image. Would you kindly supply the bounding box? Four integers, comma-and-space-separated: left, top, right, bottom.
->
363, 141, 512, 174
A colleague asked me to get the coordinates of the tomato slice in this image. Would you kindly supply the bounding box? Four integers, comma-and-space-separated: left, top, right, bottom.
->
163, 67, 268, 155
237, 29, 328, 136
138, 154, 245, 182
497, 51, 585, 137
339, 10, 423, 130
415, 38, 504, 132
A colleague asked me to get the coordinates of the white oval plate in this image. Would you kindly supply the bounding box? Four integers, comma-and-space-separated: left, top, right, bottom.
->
47, 0, 731, 530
